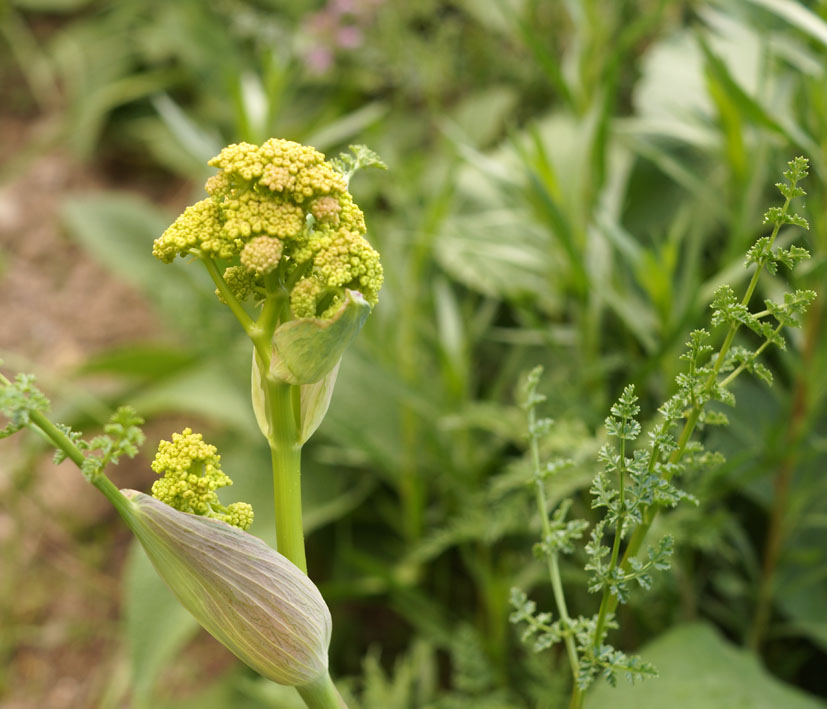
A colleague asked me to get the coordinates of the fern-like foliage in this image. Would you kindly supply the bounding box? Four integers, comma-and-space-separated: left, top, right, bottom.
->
508, 158, 817, 705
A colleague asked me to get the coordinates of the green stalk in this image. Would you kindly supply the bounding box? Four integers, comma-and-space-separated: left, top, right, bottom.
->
258, 356, 349, 706
397, 281, 424, 542
203, 256, 278, 373
296, 671, 347, 709
527, 403, 582, 705
199, 254, 344, 705
265, 375, 307, 575
202, 256, 255, 334
22, 407, 133, 519
258, 272, 285, 336
591, 419, 627, 653
208, 257, 308, 573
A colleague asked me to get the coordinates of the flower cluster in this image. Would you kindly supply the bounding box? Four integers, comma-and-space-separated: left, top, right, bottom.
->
153, 138, 383, 320
151, 428, 253, 530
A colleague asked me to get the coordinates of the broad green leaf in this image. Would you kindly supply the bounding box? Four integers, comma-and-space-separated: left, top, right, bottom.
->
324, 347, 442, 481
433, 277, 468, 396
586, 622, 825, 708
779, 574, 827, 655
128, 360, 256, 433
774, 477, 827, 654
450, 86, 519, 146
60, 193, 216, 338
436, 209, 557, 308
152, 93, 222, 172
304, 102, 389, 153
698, 34, 819, 160
77, 345, 196, 379
745, 0, 827, 49
61, 194, 170, 283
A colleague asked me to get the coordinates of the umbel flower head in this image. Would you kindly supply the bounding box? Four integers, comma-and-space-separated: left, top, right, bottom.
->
153, 138, 383, 320
119, 490, 332, 687
151, 428, 254, 531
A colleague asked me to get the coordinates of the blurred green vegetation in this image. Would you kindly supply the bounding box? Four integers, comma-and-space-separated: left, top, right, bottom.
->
1, 0, 826, 707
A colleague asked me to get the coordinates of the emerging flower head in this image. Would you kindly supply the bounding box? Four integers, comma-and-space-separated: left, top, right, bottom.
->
154, 138, 383, 320
151, 428, 253, 531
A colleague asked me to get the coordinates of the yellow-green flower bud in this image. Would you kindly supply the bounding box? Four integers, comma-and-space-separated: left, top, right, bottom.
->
310, 196, 342, 226
216, 265, 260, 304
120, 490, 332, 687
240, 236, 284, 275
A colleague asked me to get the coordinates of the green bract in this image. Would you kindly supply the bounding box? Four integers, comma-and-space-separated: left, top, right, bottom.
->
119, 490, 332, 688
248, 290, 369, 443
270, 289, 371, 385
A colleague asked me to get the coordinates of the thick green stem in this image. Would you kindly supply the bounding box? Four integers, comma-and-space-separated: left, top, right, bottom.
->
203, 256, 275, 371
265, 376, 307, 574
270, 439, 306, 573
258, 272, 285, 337
240, 277, 307, 574
569, 686, 583, 709
296, 672, 348, 709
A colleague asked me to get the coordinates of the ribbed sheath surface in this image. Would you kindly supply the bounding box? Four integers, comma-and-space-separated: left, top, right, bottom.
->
122, 490, 331, 686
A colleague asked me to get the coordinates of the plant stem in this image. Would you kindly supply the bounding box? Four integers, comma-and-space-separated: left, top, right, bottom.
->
19, 405, 133, 518
265, 375, 307, 574
748, 452, 795, 650
397, 284, 424, 543
592, 422, 627, 652
258, 272, 284, 336
220, 265, 307, 574
296, 671, 348, 708
527, 403, 581, 703
202, 256, 255, 334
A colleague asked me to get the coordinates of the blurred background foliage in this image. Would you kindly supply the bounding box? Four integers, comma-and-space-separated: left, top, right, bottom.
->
1, 0, 826, 707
